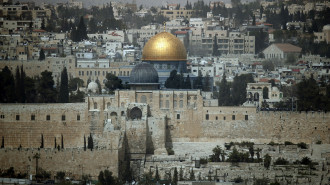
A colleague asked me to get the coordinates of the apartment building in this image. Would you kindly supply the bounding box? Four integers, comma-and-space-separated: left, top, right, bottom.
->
160, 9, 194, 20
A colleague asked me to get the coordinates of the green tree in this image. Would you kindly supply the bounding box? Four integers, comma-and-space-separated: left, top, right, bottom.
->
0, 66, 16, 102
56, 171, 65, 181
25, 76, 37, 103
58, 67, 69, 103
179, 167, 184, 181
69, 89, 85, 103
41, 18, 45, 30
88, 18, 98, 33
139, 171, 153, 185
15, 66, 21, 102
105, 73, 123, 94
39, 49, 45, 61
40, 134, 44, 148
231, 74, 254, 105
155, 165, 160, 182
83, 135, 86, 151
218, 73, 231, 106
264, 154, 271, 169
210, 145, 222, 162
189, 168, 195, 181
20, 65, 26, 103
173, 167, 178, 185
87, 133, 93, 151
212, 35, 220, 56
184, 75, 192, 89
98, 170, 119, 185
37, 70, 57, 103
252, 14, 256, 26
33, 153, 40, 176
286, 53, 296, 64
77, 16, 88, 41
249, 145, 254, 161
68, 77, 84, 91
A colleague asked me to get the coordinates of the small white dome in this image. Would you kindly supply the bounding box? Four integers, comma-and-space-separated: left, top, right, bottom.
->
87, 81, 99, 93
323, 25, 330, 31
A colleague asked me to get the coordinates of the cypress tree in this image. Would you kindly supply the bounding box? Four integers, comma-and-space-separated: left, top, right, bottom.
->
155, 165, 160, 182
54, 137, 56, 149
218, 73, 231, 106
20, 65, 26, 103
77, 16, 88, 41
40, 134, 44, 148
61, 134, 64, 149
179, 167, 184, 181
189, 168, 195, 181
184, 75, 192, 89
15, 66, 21, 102
173, 167, 178, 185
58, 67, 69, 103
39, 49, 45, 60
1, 136, 4, 148
84, 135, 86, 151
212, 35, 220, 56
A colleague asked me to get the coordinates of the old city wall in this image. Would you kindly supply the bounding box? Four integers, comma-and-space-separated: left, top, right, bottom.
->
169, 106, 330, 144
0, 103, 91, 148
0, 148, 122, 179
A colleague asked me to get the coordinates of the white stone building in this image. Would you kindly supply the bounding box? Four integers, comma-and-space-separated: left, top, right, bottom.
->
263, 43, 302, 60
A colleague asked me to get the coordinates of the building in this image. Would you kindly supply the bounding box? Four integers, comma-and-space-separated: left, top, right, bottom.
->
263, 43, 302, 60
160, 9, 194, 20
314, 25, 330, 44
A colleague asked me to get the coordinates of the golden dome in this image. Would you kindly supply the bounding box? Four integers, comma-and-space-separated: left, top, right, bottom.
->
142, 32, 187, 61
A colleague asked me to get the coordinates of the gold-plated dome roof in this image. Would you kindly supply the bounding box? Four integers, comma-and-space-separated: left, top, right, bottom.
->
142, 32, 187, 61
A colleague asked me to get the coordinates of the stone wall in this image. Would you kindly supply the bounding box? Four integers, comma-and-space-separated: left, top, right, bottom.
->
0, 148, 122, 179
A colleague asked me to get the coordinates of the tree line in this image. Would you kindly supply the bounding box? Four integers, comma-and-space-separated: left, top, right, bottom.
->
0, 66, 84, 103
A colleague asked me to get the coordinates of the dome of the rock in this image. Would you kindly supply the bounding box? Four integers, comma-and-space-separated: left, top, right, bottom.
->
142, 32, 187, 61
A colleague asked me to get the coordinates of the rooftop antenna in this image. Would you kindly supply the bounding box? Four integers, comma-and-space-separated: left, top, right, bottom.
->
163, 21, 166, 32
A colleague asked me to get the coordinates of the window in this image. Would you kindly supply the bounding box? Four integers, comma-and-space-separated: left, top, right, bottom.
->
77, 115, 80, 121
0, 115, 5, 119
62, 115, 65, 121
223, 116, 226, 120
31, 115, 35, 121
232, 115, 235, 120
16, 115, 20, 121
177, 114, 180, 119
46, 115, 50, 120
166, 100, 169, 108
94, 102, 97, 109
216, 116, 218, 120
179, 100, 183, 108
206, 114, 209, 120
245, 115, 248, 120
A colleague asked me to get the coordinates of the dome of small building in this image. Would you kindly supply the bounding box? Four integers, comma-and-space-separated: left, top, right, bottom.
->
87, 81, 99, 93
130, 63, 159, 84
142, 32, 187, 61
323, 24, 330, 31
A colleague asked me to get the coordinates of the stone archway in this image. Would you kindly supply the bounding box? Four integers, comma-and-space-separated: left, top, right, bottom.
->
110, 112, 117, 121
130, 107, 142, 120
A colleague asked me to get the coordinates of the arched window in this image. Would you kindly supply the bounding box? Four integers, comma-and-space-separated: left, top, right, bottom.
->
130, 107, 142, 120
107, 102, 111, 109
94, 102, 97, 109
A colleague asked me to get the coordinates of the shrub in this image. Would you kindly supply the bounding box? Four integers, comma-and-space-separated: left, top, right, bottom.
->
166, 148, 174, 155
301, 157, 312, 165
233, 176, 243, 183
274, 157, 289, 165
316, 140, 322, 144
284, 141, 294, 145
200, 158, 208, 164
264, 154, 271, 169
297, 142, 307, 149
268, 141, 277, 146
